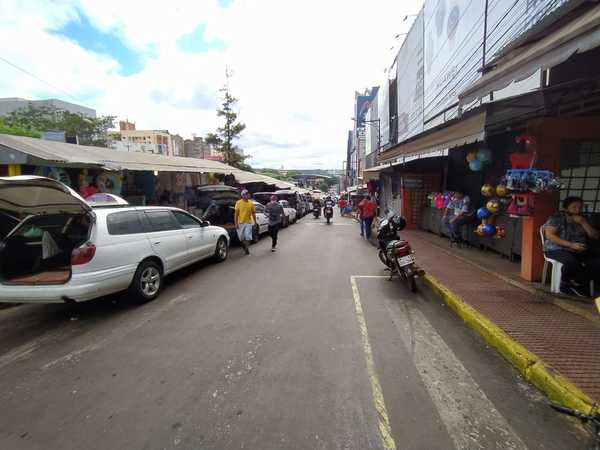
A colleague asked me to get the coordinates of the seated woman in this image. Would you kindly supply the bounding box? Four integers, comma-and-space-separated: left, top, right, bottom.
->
544, 196, 600, 297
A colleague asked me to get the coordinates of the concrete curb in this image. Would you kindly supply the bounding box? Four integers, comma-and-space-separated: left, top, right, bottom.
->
423, 272, 598, 415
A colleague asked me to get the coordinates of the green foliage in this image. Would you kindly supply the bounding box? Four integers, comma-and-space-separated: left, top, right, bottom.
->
205, 71, 249, 168
318, 181, 330, 192
0, 117, 41, 138
3, 104, 115, 147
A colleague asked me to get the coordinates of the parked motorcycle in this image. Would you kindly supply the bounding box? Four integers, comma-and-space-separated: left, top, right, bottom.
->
323, 205, 333, 224
313, 206, 321, 219
376, 210, 419, 292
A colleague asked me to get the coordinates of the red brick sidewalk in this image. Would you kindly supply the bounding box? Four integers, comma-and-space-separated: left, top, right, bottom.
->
405, 230, 600, 403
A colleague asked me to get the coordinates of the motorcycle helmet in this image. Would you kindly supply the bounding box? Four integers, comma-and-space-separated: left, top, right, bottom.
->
391, 215, 407, 231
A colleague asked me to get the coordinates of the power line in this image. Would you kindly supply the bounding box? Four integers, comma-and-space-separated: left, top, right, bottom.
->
0, 55, 90, 106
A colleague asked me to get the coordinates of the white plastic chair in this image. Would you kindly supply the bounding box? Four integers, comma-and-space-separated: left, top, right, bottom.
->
540, 226, 594, 295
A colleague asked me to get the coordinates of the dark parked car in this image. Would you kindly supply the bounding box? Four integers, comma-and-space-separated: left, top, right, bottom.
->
192, 185, 240, 240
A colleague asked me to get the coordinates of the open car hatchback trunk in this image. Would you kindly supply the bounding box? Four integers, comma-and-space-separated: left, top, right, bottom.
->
0, 176, 94, 285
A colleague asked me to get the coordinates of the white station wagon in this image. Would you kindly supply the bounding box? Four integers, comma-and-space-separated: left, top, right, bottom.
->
0, 176, 230, 304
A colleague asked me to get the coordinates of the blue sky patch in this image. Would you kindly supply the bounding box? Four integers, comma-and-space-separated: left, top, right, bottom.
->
52, 11, 145, 76
177, 24, 225, 53
218, 0, 234, 7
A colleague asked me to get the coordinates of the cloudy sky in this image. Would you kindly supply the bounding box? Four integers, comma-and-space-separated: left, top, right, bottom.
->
0, 0, 423, 169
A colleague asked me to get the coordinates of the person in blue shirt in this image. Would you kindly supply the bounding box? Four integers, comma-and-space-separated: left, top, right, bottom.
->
442, 192, 472, 243
544, 196, 600, 297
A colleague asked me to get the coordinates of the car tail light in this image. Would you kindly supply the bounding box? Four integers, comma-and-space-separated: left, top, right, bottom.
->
71, 242, 96, 265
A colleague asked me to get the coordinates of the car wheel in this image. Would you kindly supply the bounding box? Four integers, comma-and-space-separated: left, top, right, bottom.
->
129, 260, 162, 304
213, 237, 228, 263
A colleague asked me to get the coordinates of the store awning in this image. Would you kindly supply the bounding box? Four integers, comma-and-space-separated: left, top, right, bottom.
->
0, 134, 298, 189
0, 134, 240, 174
460, 4, 600, 105
378, 111, 486, 163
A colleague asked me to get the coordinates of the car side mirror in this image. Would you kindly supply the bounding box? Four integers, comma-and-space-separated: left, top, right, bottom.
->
201, 220, 210, 227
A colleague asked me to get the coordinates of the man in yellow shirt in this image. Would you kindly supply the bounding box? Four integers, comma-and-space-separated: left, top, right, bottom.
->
235, 189, 257, 255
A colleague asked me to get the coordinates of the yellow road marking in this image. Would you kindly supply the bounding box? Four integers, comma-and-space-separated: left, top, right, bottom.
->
350, 275, 397, 450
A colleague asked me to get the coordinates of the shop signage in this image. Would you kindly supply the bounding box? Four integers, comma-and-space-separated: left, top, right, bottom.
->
402, 177, 424, 189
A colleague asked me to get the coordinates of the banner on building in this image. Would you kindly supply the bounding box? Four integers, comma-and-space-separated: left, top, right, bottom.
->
378, 81, 390, 148
485, 0, 570, 63
423, 0, 485, 123
396, 10, 424, 143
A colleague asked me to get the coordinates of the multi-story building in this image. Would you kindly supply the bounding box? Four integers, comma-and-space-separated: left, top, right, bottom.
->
0, 97, 96, 118
184, 136, 224, 161
114, 121, 172, 155
184, 136, 211, 159
170, 134, 185, 157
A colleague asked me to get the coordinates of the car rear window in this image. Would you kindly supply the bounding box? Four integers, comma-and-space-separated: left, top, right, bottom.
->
144, 211, 181, 232
107, 211, 144, 235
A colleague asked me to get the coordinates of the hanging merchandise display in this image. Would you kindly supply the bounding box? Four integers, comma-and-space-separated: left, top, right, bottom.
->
481, 184, 494, 197
469, 159, 483, 172
507, 193, 534, 217
483, 224, 497, 236
443, 191, 455, 208
496, 184, 508, 197
476, 148, 492, 163
504, 169, 561, 193
35, 166, 71, 186
466, 151, 477, 162
96, 172, 123, 195
494, 226, 506, 239
477, 207, 491, 220
510, 134, 537, 169
486, 199, 501, 214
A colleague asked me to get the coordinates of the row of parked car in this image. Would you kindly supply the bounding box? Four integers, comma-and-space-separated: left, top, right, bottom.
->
189, 185, 316, 242
0, 177, 315, 306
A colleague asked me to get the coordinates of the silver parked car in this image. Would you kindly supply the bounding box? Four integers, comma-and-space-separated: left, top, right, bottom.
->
0, 176, 230, 304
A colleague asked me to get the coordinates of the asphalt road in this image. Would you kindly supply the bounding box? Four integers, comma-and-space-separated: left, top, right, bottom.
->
0, 211, 590, 450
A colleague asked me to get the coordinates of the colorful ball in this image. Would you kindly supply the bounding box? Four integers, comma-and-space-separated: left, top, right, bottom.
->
496, 184, 508, 197
476, 148, 492, 163
466, 152, 477, 162
486, 199, 501, 214
475, 224, 486, 236
477, 207, 491, 219
483, 224, 497, 236
469, 159, 483, 172
481, 184, 494, 197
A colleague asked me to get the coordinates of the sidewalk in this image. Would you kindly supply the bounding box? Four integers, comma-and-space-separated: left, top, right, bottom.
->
404, 229, 600, 412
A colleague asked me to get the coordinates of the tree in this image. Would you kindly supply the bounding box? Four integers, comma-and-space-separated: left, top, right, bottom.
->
4, 104, 115, 147
205, 69, 249, 169
0, 117, 41, 138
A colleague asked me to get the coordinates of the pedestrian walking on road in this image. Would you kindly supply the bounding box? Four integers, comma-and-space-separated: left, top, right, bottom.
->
265, 194, 284, 252
235, 189, 257, 255
357, 197, 365, 236
359, 195, 377, 240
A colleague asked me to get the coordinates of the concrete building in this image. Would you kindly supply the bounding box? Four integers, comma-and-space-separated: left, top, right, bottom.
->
0, 97, 96, 118
170, 134, 185, 157
116, 121, 172, 155
184, 136, 210, 159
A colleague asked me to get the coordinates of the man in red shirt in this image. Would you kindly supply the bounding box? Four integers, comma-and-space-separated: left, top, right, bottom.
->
359, 195, 377, 239
338, 197, 348, 216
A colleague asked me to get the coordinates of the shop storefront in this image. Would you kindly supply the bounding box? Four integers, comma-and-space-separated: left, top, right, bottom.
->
0, 133, 289, 212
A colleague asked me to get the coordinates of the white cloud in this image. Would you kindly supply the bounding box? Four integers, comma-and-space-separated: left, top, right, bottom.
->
0, 0, 424, 169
